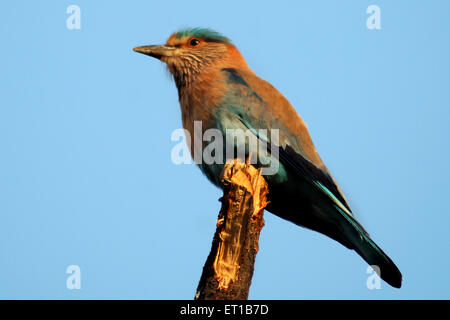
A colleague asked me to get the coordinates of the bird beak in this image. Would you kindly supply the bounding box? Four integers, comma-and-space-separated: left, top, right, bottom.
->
133, 45, 175, 60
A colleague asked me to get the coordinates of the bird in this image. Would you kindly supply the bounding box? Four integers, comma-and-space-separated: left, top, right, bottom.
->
133, 28, 402, 288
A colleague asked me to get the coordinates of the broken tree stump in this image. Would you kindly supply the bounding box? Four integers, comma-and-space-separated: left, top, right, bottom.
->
195, 159, 269, 300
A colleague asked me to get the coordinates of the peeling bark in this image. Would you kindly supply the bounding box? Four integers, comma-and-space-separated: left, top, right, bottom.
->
195, 159, 269, 300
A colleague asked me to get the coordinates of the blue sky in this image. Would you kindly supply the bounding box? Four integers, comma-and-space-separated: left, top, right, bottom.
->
0, 1, 449, 299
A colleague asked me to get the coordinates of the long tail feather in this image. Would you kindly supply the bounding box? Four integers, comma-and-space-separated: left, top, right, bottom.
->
334, 205, 402, 288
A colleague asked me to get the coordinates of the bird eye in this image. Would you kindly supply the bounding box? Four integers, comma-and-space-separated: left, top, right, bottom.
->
189, 38, 201, 47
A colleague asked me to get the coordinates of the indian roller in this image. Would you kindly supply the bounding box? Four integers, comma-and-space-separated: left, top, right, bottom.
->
133, 28, 402, 288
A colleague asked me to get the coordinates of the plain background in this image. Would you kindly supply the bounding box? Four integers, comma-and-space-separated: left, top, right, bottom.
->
0, 1, 449, 299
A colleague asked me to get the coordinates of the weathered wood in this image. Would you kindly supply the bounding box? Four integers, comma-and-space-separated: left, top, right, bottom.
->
195, 159, 269, 300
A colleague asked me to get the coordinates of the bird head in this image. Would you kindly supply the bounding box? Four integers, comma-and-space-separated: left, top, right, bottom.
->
134, 28, 248, 88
